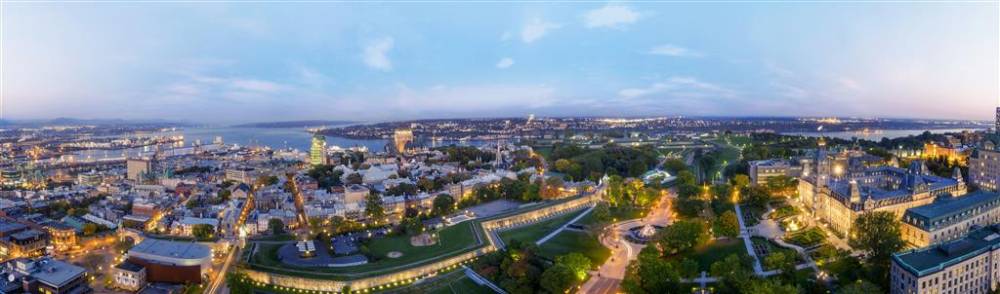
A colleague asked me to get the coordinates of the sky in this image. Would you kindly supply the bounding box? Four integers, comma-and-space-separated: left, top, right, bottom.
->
2, 2, 998, 124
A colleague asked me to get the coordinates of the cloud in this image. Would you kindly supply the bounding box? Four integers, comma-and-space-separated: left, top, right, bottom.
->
647, 44, 702, 57
394, 84, 556, 111
618, 77, 737, 99
837, 77, 863, 91
362, 37, 394, 71
521, 18, 560, 43
583, 5, 640, 29
496, 57, 515, 69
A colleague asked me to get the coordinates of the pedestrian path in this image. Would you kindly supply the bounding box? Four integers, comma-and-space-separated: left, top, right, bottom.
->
734, 204, 765, 276
536, 205, 595, 245
464, 265, 507, 294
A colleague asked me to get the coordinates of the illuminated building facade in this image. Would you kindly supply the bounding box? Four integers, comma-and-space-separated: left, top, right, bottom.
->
970, 148, 1000, 192
892, 224, 1000, 294
309, 135, 327, 166
393, 128, 413, 154
901, 190, 1000, 247
126, 158, 152, 182
799, 140, 967, 235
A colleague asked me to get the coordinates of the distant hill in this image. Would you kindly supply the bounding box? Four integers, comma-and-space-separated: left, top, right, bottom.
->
231, 120, 354, 128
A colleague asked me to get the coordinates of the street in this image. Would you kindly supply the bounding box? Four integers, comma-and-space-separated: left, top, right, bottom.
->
579, 191, 674, 294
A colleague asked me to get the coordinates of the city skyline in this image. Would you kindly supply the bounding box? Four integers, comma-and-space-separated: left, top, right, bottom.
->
3, 2, 999, 123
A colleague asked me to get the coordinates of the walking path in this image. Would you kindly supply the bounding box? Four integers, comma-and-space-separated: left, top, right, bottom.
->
463, 265, 507, 294
536, 205, 595, 245
734, 204, 765, 275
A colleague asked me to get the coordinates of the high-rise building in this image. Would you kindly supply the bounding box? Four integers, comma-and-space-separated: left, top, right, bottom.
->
995, 107, 999, 135
970, 148, 1000, 191
310, 135, 327, 165
127, 158, 152, 182
393, 128, 413, 154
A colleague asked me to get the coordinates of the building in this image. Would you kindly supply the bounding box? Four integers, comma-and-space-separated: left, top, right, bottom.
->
891, 224, 1000, 294
76, 170, 102, 186
45, 223, 77, 253
798, 139, 967, 235
113, 261, 147, 292
344, 184, 370, 204
996, 107, 999, 135
970, 148, 1000, 192
901, 191, 1000, 247
126, 239, 212, 284
310, 135, 328, 166
173, 217, 218, 236
393, 128, 413, 154
0, 258, 89, 294
0, 229, 48, 258
225, 167, 257, 184
127, 158, 152, 182
748, 159, 804, 185
923, 142, 970, 164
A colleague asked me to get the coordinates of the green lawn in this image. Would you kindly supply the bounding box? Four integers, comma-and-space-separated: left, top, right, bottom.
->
537, 230, 611, 267
499, 210, 586, 245
687, 238, 747, 271
378, 270, 492, 294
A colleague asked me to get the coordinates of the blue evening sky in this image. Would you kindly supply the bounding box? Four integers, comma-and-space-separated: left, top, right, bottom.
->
2, 2, 998, 123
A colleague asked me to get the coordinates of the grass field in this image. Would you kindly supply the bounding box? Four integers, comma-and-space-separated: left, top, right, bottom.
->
687, 238, 747, 271
499, 209, 586, 245
425, 275, 493, 294
537, 230, 611, 267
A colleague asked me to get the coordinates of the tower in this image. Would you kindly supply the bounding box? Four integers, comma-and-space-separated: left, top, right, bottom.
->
995, 107, 999, 135
310, 135, 327, 165
393, 128, 413, 155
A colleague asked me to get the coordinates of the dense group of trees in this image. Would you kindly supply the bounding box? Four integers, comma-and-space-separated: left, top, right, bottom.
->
849, 211, 905, 286
547, 143, 658, 181
307, 164, 345, 191
473, 240, 592, 294
469, 175, 542, 205
604, 175, 658, 209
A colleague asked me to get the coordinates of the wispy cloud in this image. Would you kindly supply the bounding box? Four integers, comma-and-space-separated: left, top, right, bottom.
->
362, 37, 394, 71
521, 18, 560, 43
647, 44, 702, 57
496, 57, 515, 69
583, 4, 640, 29
618, 77, 737, 99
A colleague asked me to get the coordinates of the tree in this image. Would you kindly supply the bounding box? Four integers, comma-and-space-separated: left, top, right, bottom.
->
730, 174, 751, 190
591, 203, 612, 226
850, 211, 904, 285
555, 253, 592, 281
365, 192, 385, 223
540, 177, 565, 199
346, 173, 363, 185
745, 279, 799, 294
268, 218, 285, 235
217, 189, 232, 202
191, 224, 215, 240
540, 264, 576, 293
621, 247, 682, 294
432, 194, 456, 216
763, 251, 796, 281
657, 220, 709, 255
837, 280, 882, 294
82, 223, 98, 236
554, 159, 572, 173
713, 211, 740, 238
710, 254, 754, 293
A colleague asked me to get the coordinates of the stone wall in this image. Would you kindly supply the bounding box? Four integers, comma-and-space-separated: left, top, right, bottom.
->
242, 191, 600, 292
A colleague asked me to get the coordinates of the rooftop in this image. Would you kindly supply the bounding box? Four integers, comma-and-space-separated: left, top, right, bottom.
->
894, 224, 1000, 277
904, 191, 1000, 229
129, 239, 211, 260
114, 261, 144, 272
26, 259, 87, 288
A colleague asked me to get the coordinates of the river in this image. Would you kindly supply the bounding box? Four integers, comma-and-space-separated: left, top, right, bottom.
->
781, 128, 986, 141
